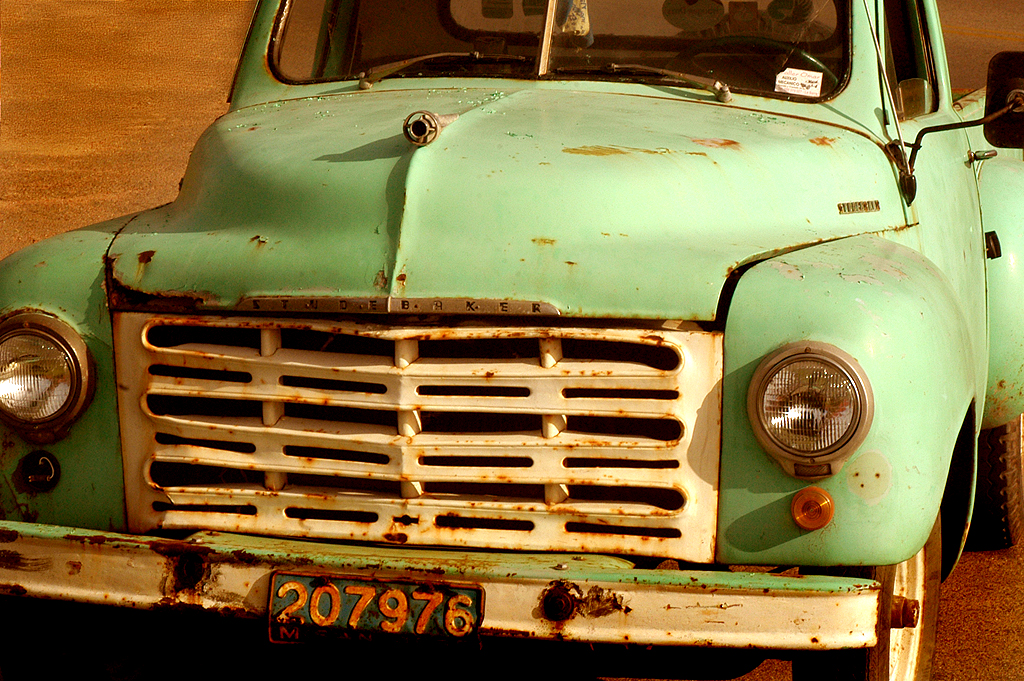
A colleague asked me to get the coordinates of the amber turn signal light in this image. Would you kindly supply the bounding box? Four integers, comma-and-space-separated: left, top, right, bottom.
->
791, 486, 835, 531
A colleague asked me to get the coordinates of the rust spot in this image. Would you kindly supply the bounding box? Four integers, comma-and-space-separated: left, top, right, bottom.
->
0, 530, 19, 544
250, 235, 267, 246
230, 550, 262, 565
75, 534, 108, 545
809, 136, 837, 147
105, 257, 213, 312
67, 561, 82, 575
396, 273, 407, 285
169, 552, 208, 592
0, 550, 49, 572
532, 238, 556, 246
383, 533, 409, 544
138, 250, 156, 265
0, 584, 27, 597
580, 585, 629, 617
540, 580, 630, 622
692, 138, 740, 149
373, 269, 388, 289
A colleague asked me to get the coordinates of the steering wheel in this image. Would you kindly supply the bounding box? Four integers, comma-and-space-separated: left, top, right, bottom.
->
674, 36, 839, 94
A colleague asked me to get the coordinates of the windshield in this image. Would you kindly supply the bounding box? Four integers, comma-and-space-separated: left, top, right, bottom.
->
274, 0, 849, 100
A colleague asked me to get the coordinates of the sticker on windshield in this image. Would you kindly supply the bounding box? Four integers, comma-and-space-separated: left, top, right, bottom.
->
775, 68, 824, 97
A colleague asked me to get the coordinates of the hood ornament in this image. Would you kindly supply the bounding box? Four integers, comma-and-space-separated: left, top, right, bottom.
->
403, 111, 459, 146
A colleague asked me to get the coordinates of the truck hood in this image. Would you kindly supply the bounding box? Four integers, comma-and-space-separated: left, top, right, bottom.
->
107, 85, 906, 320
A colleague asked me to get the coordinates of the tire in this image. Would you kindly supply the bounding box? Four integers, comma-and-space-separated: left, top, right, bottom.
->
792, 518, 941, 681
967, 414, 1024, 550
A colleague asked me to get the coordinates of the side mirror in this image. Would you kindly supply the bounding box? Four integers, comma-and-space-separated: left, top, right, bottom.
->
984, 52, 1024, 148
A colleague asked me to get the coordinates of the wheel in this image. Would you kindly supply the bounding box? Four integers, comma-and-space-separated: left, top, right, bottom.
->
967, 414, 1024, 550
673, 36, 839, 93
792, 518, 941, 681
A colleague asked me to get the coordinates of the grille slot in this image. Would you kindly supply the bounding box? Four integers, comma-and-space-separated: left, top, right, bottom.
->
280, 376, 388, 394
117, 314, 722, 561
435, 515, 535, 532
284, 445, 390, 465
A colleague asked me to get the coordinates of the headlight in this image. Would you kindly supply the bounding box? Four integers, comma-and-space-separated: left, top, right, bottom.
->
0, 312, 93, 441
747, 342, 873, 479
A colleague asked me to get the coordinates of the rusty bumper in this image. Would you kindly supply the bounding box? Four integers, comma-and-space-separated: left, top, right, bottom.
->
0, 521, 880, 650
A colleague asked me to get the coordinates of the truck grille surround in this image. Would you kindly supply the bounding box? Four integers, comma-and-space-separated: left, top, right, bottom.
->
114, 313, 722, 562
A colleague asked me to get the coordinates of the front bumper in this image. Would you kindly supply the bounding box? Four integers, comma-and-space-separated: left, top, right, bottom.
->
0, 520, 879, 651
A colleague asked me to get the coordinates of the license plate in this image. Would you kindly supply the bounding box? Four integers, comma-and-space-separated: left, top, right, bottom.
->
269, 572, 483, 643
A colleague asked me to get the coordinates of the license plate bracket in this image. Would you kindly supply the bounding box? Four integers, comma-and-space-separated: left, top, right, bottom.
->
269, 572, 483, 643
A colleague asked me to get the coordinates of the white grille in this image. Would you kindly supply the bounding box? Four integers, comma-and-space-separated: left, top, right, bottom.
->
114, 313, 722, 562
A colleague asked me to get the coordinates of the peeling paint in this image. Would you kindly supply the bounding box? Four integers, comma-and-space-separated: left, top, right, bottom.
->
692, 138, 741, 149
563, 145, 630, 156
846, 450, 892, 505
562, 145, 669, 156
840, 273, 883, 285
860, 254, 909, 281
769, 261, 803, 280
855, 297, 883, 325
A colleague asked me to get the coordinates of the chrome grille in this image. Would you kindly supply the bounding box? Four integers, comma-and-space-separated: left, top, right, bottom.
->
115, 313, 722, 561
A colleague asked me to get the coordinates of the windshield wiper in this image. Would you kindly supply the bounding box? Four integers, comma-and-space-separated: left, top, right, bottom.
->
553, 63, 732, 103
359, 52, 530, 89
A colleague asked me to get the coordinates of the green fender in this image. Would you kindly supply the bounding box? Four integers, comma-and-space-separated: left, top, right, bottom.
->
978, 156, 1024, 429
718, 235, 977, 566
0, 220, 127, 530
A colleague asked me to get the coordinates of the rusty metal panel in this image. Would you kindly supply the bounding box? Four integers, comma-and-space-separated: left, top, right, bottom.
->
115, 313, 723, 562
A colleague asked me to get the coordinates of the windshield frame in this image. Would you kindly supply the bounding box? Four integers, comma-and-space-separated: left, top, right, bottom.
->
269, 0, 853, 103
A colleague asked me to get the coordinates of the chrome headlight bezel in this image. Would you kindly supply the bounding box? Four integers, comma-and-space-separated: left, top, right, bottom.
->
747, 341, 873, 479
0, 312, 93, 442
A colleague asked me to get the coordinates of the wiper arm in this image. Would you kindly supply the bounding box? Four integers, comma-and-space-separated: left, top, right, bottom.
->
554, 63, 732, 103
359, 52, 530, 89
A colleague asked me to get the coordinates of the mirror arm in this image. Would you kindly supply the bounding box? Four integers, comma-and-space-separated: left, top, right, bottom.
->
906, 93, 1024, 172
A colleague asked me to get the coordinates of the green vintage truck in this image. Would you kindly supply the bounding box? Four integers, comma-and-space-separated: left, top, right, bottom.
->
4, 0, 1024, 678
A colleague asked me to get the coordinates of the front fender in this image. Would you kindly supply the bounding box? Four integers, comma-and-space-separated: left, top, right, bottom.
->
718, 235, 976, 566
0, 219, 128, 530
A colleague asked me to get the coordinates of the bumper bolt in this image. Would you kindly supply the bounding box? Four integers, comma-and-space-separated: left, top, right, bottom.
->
891, 596, 921, 629
542, 583, 577, 621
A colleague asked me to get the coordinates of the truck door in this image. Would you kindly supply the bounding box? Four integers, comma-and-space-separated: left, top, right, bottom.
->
883, 0, 987, 380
